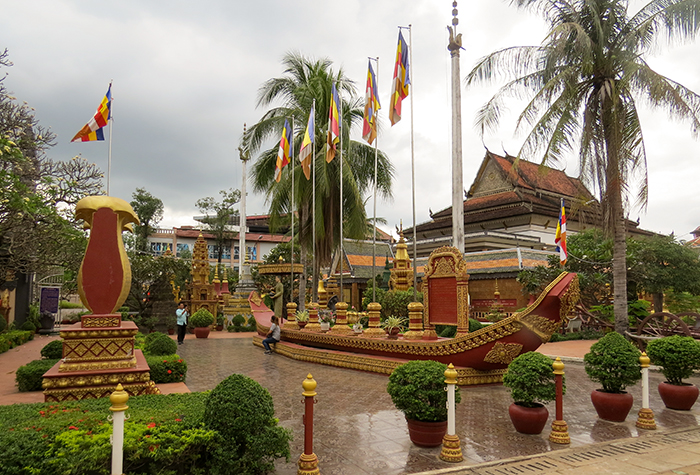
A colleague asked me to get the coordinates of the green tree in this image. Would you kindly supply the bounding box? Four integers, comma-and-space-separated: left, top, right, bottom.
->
244, 52, 394, 305
130, 187, 164, 252
195, 188, 241, 268
468, 0, 700, 334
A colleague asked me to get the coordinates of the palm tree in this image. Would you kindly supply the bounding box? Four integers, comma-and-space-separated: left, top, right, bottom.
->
245, 52, 394, 303
466, 0, 700, 334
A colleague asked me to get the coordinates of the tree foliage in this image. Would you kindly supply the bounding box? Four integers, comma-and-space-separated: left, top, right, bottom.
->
195, 188, 241, 267
130, 187, 164, 252
468, 0, 700, 334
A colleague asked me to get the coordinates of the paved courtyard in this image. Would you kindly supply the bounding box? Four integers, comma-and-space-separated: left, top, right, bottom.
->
175, 336, 700, 475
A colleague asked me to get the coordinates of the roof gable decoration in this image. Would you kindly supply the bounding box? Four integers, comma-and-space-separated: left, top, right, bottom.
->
468, 154, 515, 199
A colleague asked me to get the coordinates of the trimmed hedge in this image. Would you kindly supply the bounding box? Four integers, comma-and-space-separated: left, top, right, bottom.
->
0, 330, 34, 354
41, 339, 64, 359
145, 354, 187, 383
143, 332, 177, 356
16, 359, 60, 392
0, 393, 215, 475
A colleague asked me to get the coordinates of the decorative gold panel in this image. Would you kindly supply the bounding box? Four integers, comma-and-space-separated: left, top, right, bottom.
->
484, 342, 523, 364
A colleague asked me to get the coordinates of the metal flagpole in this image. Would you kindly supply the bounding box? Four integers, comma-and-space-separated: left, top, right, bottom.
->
107, 80, 113, 195
371, 57, 379, 304
291, 117, 295, 306
408, 25, 418, 301
312, 100, 317, 302
339, 82, 344, 304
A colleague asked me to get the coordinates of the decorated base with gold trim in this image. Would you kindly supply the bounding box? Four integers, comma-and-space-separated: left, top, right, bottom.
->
439, 433, 463, 462
548, 420, 570, 444
296, 452, 320, 475
636, 408, 656, 430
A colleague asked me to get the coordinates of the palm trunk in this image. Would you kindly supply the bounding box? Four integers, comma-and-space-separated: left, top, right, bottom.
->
612, 207, 628, 334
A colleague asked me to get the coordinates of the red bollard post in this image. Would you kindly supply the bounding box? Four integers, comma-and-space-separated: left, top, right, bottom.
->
548, 357, 570, 444
297, 374, 319, 475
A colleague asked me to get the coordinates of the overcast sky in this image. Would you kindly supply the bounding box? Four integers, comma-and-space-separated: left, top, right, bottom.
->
2, 0, 699, 241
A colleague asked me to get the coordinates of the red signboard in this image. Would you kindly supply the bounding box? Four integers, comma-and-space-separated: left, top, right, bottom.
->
428, 276, 458, 325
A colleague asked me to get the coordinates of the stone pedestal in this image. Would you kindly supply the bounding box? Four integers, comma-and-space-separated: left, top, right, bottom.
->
304, 302, 321, 332
403, 301, 425, 340
364, 302, 385, 338
329, 302, 352, 334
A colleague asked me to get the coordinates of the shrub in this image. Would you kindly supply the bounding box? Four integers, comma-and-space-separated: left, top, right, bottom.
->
144, 332, 177, 356
227, 324, 236, 332
190, 308, 214, 327
382, 289, 423, 319
0, 393, 215, 474
16, 359, 59, 392
0, 314, 6, 332
134, 332, 146, 350
387, 360, 460, 422
647, 335, 700, 385
204, 374, 292, 474
145, 354, 187, 383
436, 325, 456, 338
0, 330, 34, 354
41, 340, 64, 359
584, 331, 641, 393
232, 314, 246, 326
469, 319, 485, 332
549, 329, 605, 342
503, 352, 563, 407
21, 320, 37, 332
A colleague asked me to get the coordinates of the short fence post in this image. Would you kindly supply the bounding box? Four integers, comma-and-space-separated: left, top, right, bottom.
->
297, 374, 320, 475
548, 357, 570, 444
110, 383, 129, 475
636, 352, 656, 430
440, 363, 463, 462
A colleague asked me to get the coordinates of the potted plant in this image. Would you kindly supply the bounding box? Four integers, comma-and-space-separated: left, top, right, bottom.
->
387, 360, 460, 447
584, 331, 641, 421
352, 322, 363, 334
295, 310, 309, 329
216, 313, 225, 331
165, 314, 177, 335
503, 352, 563, 434
319, 310, 333, 331
190, 308, 215, 339
646, 335, 700, 410
382, 316, 405, 339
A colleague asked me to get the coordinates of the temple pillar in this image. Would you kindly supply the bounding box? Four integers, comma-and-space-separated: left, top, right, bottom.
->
403, 301, 425, 340
329, 301, 351, 334
363, 302, 384, 338
284, 302, 298, 330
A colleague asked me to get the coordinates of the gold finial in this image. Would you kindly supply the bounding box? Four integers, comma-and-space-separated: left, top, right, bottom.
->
444, 363, 458, 384
278, 255, 284, 263
553, 357, 565, 375
640, 352, 651, 368
109, 383, 129, 412
302, 373, 317, 397
223, 266, 228, 282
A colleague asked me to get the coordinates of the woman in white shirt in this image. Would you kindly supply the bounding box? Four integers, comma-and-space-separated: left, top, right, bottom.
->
263, 316, 281, 354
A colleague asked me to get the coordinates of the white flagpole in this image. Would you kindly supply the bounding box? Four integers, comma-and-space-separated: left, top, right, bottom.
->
312, 100, 317, 303
408, 25, 418, 301
291, 117, 295, 307
371, 57, 379, 304
339, 82, 344, 304
107, 80, 113, 195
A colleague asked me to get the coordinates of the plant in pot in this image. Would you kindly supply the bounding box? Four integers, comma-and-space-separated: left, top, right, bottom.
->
216, 313, 225, 331
165, 314, 177, 335
387, 360, 460, 447
295, 310, 309, 329
382, 316, 406, 339
503, 352, 563, 434
318, 310, 334, 331
190, 308, 214, 339
584, 331, 641, 422
646, 335, 700, 410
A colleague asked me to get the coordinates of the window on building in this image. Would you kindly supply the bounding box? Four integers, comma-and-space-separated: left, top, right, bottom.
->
208, 244, 231, 260
176, 243, 190, 257
246, 246, 257, 261
234, 246, 240, 260
151, 242, 172, 256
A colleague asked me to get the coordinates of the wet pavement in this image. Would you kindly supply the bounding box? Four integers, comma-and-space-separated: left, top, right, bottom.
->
174, 336, 700, 475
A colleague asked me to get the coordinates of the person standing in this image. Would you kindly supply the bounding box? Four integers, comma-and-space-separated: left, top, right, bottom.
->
262, 316, 281, 354
176, 302, 189, 345
270, 276, 284, 323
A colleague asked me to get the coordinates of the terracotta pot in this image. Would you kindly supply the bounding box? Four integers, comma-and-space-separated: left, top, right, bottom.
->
297, 321, 307, 329
508, 403, 549, 434
216, 325, 224, 331
658, 382, 700, 410
194, 327, 210, 339
167, 328, 175, 335
386, 327, 400, 340
590, 390, 633, 422
406, 418, 447, 447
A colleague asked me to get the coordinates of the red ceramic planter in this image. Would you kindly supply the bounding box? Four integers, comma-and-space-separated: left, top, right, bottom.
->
194, 327, 211, 339
590, 390, 633, 422
406, 418, 447, 447
508, 403, 549, 434
658, 382, 699, 410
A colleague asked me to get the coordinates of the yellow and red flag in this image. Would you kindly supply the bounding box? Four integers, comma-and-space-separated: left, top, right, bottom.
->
72, 83, 112, 142
362, 60, 381, 145
299, 103, 315, 180
325, 83, 340, 163
555, 199, 567, 265
274, 119, 292, 183
389, 31, 410, 126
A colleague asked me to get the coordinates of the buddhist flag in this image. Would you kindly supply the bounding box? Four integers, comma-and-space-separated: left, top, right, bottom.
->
362, 60, 381, 145
72, 83, 112, 142
326, 82, 340, 163
274, 119, 292, 183
299, 103, 315, 180
555, 199, 567, 265
389, 31, 410, 126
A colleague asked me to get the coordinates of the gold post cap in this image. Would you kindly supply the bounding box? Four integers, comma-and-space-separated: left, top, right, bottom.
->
640, 352, 651, 368
408, 301, 424, 311
444, 363, 458, 384
367, 301, 382, 311
109, 383, 129, 412
553, 357, 565, 375
302, 373, 317, 397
